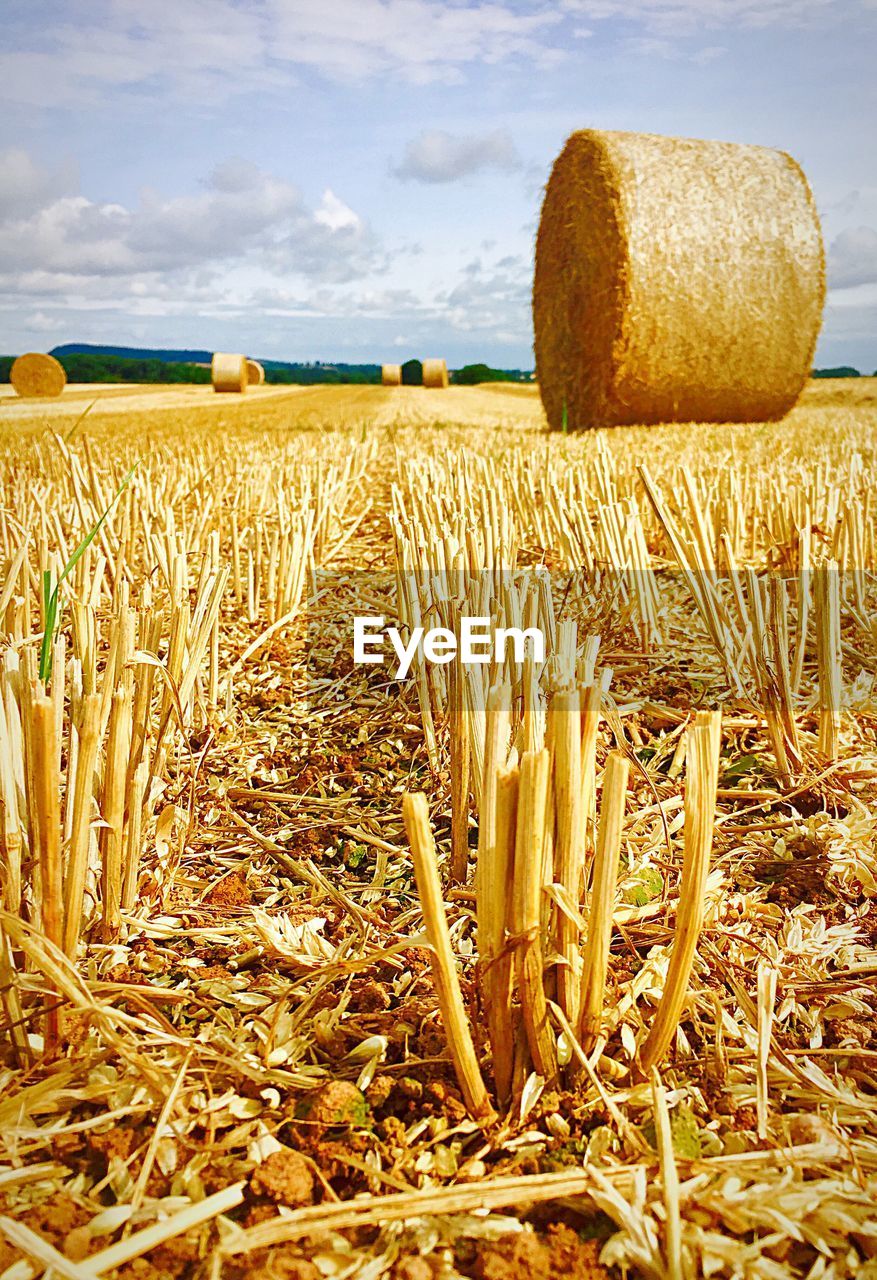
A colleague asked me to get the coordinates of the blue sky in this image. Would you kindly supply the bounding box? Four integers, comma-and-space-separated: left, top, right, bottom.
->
1, 0, 875, 370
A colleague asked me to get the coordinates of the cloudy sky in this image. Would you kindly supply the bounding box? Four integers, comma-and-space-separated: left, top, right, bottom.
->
1, 0, 875, 370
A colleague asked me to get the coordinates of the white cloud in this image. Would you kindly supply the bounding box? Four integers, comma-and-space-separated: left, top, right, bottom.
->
1, 0, 866, 114
0, 151, 383, 318
0, 149, 78, 220
24, 311, 65, 333
440, 254, 531, 335
395, 129, 522, 183
827, 226, 877, 290
0, 1, 271, 108
314, 190, 362, 232
267, 0, 562, 84
560, 0, 840, 34
0, 152, 378, 285
0, 1, 563, 108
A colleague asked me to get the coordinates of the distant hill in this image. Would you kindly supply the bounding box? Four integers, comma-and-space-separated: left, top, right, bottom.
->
52, 343, 214, 364
812, 366, 860, 378
50, 343, 382, 380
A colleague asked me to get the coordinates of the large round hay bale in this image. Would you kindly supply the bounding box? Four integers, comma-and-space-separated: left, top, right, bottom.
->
422, 358, 449, 389
212, 352, 247, 393
10, 353, 67, 398
381, 363, 402, 386
533, 129, 825, 430
245, 359, 265, 386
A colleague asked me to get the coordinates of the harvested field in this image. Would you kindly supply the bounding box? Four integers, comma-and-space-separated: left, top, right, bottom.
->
1, 378, 877, 1280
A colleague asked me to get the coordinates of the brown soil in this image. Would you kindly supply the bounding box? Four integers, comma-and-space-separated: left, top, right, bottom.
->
458, 1224, 611, 1280
0, 1196, 91, 1272
250, 1149, 315, 1206
204, 872, 252, 906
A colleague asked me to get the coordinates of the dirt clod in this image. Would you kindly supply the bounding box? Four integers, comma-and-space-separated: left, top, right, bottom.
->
459, 1224, 610, 1280
250, 1149, 315, 1205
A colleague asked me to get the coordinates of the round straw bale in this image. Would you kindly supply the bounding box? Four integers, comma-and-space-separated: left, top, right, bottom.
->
211, 352, 247, 393
10, 352, 67, 398
381, 363, 402, 386
245, 359, 265, 386
422, 358, 449, 389
533, 129, 825, 430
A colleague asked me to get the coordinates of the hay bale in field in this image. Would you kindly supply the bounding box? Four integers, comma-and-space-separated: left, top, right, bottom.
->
382, 363, 402, 386
422, 358, 449, 389
245, 359, 265, 386
212, 353, 247, 393
10, 353, 67, 398
533, 129, 825, 431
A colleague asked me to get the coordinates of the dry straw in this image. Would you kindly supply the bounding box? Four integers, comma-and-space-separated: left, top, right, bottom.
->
639, 710, 721, 1075
212, 353, 248, 394
381, 364, 402, 386
422, 358, 449, 389
402, 792, 494, 1120
245, 359, 265, 386
534, 129, 825, 430
10, 353, 67, 398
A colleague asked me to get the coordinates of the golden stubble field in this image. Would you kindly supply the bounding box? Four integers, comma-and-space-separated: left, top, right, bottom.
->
1, 378, 877, 1280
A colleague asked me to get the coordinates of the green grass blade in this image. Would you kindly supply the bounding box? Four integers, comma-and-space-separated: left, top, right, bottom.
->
38, 461, 139, 684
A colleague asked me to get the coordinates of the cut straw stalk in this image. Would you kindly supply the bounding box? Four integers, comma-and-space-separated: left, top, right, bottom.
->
651, 1069, 683, 1280
100, 686, 132, 941
448, 622, 470, 883
513, 748, 557, 1081
756, 962, 778, 1140
639, 710, 721, 1075
30, 695, 62, 1047
476, 685, 515, 1099
486, 765, 519, 1103
402, 792, 493, 1121
815, 561, 841, 759
580, 682, 601, 847
553, 689, 584, 1023
0, 923, 29, 1065
578, 751, 629, 1052
0, 687, 23, 914
63, 693, 101, 957
121, 759, 149, 910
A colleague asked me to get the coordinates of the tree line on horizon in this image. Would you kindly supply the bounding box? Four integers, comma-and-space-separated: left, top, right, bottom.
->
0, 352, 534, 386
0, 351, 870, 387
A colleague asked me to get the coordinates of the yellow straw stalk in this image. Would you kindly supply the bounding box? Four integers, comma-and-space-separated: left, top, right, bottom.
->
639, 711, 721, 1074
402, 792, 493, 1121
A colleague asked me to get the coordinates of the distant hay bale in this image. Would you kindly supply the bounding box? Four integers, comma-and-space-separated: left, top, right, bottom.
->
10, 353, 67, 399
211, 353, 247, 393
422, 359, 449, 389
381, 364, 402, 386
533, 129, 825, 430
245, 360, 265, 386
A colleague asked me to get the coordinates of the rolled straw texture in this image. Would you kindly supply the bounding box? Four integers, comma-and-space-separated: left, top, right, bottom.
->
422, 358, 449, 389
10, 353, 67, 398
381, 364, 402, 386
211, 353, 247, 393
245, 359, 265, 386
533, 129, 825, 430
